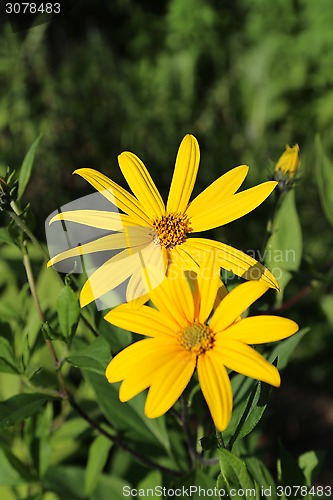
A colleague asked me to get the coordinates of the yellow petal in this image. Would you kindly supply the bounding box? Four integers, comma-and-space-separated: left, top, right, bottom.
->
194, 249, 221, 323
189, 181, 278, 232
119, 340, 182, 401
184, 238, 280, 291
144, 350, 196, 418
118, 151, 165, 219
47, 231, 149, 268
126, 243, 167, 301
49, 210, 140, 230
210, 281, 269, 332
104, 303, 177, 338
186, 165, 248, 219
172, 244, 200, 272
74, 168, 150, 224
197, 350, 233, 431
106, 338, 166, 382
219, 316, 299, 344
166, 135, 200, 213
275, 144, 300, 177
80, 247, 147, 307
149, 266, 193, 328
214, 339, 281, 387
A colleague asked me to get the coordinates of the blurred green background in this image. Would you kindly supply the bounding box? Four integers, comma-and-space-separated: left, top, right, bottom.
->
1, 0, 333, 489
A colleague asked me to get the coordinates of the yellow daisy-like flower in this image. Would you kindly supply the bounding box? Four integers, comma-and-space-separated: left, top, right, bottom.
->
105, 252, 298, 431
48, 135, 279, 307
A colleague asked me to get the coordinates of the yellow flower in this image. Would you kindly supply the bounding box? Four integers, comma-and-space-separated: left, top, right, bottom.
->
105, 251, 298, 431
274, 144, 300, 189
47, 135, 279, 307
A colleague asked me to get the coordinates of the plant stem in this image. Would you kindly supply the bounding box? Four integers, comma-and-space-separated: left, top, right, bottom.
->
68, 395, 184, 477
22, 239, 67, 396
181, 394, 196, 470
215, 427, 225, 448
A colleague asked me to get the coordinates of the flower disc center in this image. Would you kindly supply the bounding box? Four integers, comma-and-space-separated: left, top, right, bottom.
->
152, 212, 192, 249
179, 322, 215, 355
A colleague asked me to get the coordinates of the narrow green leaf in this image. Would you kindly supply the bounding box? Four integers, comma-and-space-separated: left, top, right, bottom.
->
298, 450, 325, 486
278, 442, 306, 494
174, 470, 217, 499
84, 370, 170, 453
17, 135, 42, 200
265, 189, 302, 297
0, 228, 17, 247
228, 381, 272, 447
0, 394, 49, 431
0, 450, 27, 487
0, 337, 19, 374
33, 403, 53, 478
44, 466, 130, 500
245, 457, 277, 500
268, 327, 310, 370
315, 135, 333, 227
137, 470, 162, 498
218, 448, 258, 500
57, 284, 80, 342
67, 335, 112, 375
85, 435, 112, 496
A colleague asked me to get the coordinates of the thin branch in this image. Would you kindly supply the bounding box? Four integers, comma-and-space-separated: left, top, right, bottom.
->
68, 395, 184, 478
21, 239, 67, 396
181, 394, 197, 470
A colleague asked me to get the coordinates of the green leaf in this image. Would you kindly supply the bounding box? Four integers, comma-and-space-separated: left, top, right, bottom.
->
227, 381, 272, 447
0, 337, 19, 374
0, 450, 27, 487
0, 228, 17, 247
44, 466, 130, 500
298, 450, 325, 486
137, 470, 162, 499
174, 470, 217, 499
265, 189, 302, 297
29, 403, 53, 478
268, 327, 310, 370
315, 135, 333, 227
84, 370, 171, 453
245, 457, 277, 500
17, 134, 42, 201
218, 448, 258, 500
67, 336, 112, 375
84, 435, 112, 497
0, 394, 49, 431
278, 443, 306, 495
57, 284, 80, 342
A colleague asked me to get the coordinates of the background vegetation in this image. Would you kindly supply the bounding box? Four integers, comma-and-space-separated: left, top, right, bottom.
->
0, 0, 333, 498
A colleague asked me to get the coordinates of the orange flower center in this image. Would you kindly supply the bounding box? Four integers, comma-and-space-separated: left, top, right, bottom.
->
151, 212, 192, 249
179, 322, 215, 355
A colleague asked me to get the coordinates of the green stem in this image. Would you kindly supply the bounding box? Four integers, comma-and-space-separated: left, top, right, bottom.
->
68, 395, 184, 478
181, 394, 196, 470
215, 427, 225, 449
21, 239, 67, 396
261, 190, 283, 259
